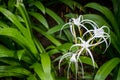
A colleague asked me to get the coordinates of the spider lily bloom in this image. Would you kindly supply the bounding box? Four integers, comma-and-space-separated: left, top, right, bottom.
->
58, 52, 84, 80
70, 37, 100, 68
60, 15, 99, 38
60, 15, 89, 38
82, 25, 111, 52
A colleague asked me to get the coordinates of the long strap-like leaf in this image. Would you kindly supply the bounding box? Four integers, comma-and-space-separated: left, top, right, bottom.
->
94, 58, 120, 80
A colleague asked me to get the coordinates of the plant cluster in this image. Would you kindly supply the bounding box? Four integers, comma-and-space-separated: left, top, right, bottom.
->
59, 15, 110, 80
0, 0, 120, 80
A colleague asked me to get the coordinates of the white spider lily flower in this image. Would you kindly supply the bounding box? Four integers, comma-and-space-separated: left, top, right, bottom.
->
60, 15, 92, 37
70, 37, 98, 67
60, 15, 100, 39
71, 15, 83, 26
59, 52, 84, 80
82, 26, 111, 52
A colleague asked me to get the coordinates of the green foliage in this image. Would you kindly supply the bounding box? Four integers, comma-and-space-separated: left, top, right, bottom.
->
84, 1, 120, 80
0, 0, 118, 80
94, 58, 120, 80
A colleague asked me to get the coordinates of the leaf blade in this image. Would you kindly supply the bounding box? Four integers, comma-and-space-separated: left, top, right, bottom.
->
94, 58, 120, 80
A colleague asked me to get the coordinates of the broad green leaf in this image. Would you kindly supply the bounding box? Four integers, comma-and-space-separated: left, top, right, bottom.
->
0, 45, 15, 57
46, 8, 64, 24
33, 26, 61, 46
16, 3, 38, 55
32, 1, 45, 14
8, 67, 31, 75
29, 12, 49, 29
48, 49, 60, 56
16, 15, 24, 22
0, 58, 20, 66
0, 28, 37, 57
85, 3, 119, 34
80, 56, 98, 68
94, 58, 120, 80
0, 66, 31, 77
57, 43, 72, 52
0, 28, 27, 48
0, 21, 9, 28
16, 3, 32, 38
0, 7, 28, 37
31, 62, 46, 80
41, 53, 52, 79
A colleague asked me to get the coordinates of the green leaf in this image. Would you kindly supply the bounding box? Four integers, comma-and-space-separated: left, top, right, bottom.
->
63, 29, 73, 42
59, 0, 74, 9
0, 28, 37, 58
48, 49, 60, 56
47, 24, 64, 34
57, 43, 72, 52
0, 21, 9, 28
41, 53, 51, 77
117, 66, 120, 80
33, 26, 61, 46
0, 66, 31, 77
59, 0, 82, 10
17, 49, 25, 60
0, 7, 28, 37
16, 3, 38, 55
80, 56, 98, 68
0, 58, 20, 66
32, 1, 45, 14
46, 8, 64, 24
111, 31, 120, 54
94, 58, 120, 80
29, 12, 49, 29
65, 13, 78, 18
0, 45, 15, 58
31, 62, 46, 80
27, 74, 37, 80
8, 0, 16, 11
33, 37, 45, 53
16, 3, 32, 38
0, 28, 27, 48
41, 53, 54, 80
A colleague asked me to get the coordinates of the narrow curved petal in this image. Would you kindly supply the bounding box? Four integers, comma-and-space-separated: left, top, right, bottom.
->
81, 19, 99, 29
60, 23, 71, 36
86, 48, 95, 68
78, 58, 84, 78
59, 52, 72, 70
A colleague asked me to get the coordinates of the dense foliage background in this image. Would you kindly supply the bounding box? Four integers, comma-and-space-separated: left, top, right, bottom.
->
0, 0, 120, 80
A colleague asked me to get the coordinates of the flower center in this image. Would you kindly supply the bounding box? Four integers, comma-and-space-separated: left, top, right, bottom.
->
72, 18, 80, 26
94, 28, 104, 37
70, 54, 77, 62
82, 41, 89, 48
